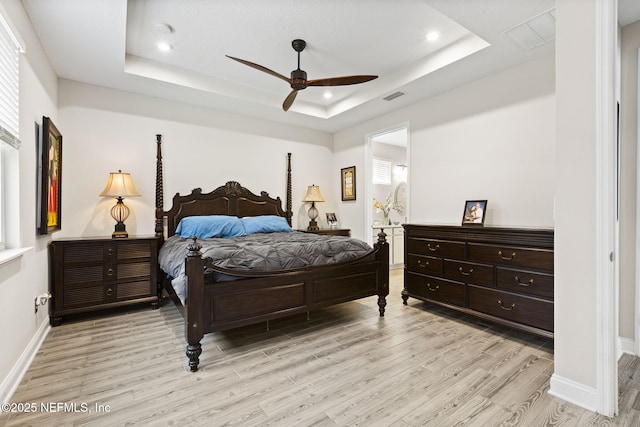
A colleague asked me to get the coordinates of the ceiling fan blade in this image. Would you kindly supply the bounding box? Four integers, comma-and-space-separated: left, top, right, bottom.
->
282, 89, 299, 111
225, 55, 291, 84
307, 75, 378, 87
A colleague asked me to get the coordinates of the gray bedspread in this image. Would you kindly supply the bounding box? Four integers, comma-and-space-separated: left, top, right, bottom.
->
158, 231, 373, 304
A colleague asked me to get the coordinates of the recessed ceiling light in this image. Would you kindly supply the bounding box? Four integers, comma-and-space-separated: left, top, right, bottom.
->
426, 31, 440, 42
157, 42, 172, 52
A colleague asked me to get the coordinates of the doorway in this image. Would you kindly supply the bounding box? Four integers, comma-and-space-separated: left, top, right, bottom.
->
365, 122, 410, 268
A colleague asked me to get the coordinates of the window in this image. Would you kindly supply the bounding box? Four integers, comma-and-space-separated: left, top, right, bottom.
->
0, 10, 22, 250
372, 158, 391, 185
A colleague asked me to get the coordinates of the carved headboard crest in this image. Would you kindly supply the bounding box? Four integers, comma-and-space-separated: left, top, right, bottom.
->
224, 181, 243, 197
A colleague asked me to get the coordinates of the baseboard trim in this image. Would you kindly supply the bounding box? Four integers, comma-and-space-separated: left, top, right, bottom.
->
620, 337, 636, 358
0, 318, 50, 403
549, 373, 598, 412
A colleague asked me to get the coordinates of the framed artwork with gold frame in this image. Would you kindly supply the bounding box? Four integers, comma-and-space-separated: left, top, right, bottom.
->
37, 116, 62, 235
341, 166, 356, 201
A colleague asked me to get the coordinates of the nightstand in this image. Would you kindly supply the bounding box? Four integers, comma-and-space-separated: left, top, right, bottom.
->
298, 228, 351, 236
48, 236, 159, 326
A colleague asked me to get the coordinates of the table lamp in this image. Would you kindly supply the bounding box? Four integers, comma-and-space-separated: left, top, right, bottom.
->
303, 184, 324, 231
100, 170, 141, 238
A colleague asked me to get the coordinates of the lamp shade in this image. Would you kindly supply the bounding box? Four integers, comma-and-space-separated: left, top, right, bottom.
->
99, 170, 141, 198
303, 185, 324, 203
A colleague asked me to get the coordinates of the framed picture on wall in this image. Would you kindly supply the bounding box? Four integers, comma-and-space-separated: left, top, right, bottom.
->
461, 200, 487, 226
37, 116, 62, 235
341, 166, 356, 201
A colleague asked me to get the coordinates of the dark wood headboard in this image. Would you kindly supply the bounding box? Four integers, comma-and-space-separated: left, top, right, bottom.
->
154, 135, 293, 238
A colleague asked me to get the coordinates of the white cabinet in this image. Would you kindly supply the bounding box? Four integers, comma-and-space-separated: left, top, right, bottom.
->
372, 225, 404, 267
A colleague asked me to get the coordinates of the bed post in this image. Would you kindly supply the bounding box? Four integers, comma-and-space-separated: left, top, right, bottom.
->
286, 152, 292, 226
184, 238, 205, 372
155, 134, 164, 239
375, 229, 390, 317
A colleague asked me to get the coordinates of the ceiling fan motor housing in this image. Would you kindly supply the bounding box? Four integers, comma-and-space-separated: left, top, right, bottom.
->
290, 69, 308, 90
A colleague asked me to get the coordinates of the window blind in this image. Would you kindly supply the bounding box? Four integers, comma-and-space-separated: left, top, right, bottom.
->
0, 12, 20, 150
373, 158, 391, 185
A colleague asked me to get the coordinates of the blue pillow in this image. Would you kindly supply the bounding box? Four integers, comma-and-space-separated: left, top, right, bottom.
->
241, 215, 292, 234
175, 215, 246, 238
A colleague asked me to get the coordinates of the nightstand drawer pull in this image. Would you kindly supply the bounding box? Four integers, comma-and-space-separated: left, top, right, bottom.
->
497, 299, 516, 310
427, 283, 439, 292
106, 288, 113, 296
107, 268, 114, 277
417, 259, 429, 268
458, 267, 474, 276
514, 276, 534, 287
498, 250, 516, 261
426, 243, 440, 251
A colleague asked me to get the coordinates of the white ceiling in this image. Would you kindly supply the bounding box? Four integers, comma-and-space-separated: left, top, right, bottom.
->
20, 0, 640, 133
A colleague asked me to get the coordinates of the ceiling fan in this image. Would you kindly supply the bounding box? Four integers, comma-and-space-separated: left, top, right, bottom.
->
226, 39, 378, 112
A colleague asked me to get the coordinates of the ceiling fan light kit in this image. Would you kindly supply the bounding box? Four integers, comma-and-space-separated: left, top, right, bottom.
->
227, 39, 378, 111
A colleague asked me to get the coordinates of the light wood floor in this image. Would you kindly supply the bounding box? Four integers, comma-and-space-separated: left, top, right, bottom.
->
2, 269, 639, 426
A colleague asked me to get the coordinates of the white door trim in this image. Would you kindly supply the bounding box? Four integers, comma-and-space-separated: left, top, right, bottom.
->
594, 0, 618, 417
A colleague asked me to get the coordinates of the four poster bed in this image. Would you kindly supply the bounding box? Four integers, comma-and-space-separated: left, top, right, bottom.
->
153, 135, 390, 371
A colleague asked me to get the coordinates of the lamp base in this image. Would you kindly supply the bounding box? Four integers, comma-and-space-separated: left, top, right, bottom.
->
307, 219, 319, 231
112, 222, 128, 239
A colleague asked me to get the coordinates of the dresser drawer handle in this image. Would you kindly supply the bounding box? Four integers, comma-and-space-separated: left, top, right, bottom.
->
458, 267, 474, 276
107, 268, 114, 276
427, 283, 439, 292
497, 300, 516, 310
107, 248, 115, 256
426, 243, 440, 251
514, 276, 534, 287
498, 250, 516, 261
417, 259, 429, 268
106, 288, 113, 296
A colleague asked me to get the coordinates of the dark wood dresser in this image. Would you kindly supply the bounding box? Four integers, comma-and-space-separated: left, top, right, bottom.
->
403, 225, 553, 338
49, 236, 159, 326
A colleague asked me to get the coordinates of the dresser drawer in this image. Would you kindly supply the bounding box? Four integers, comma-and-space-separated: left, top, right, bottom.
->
406, 254, 442, 275
467, 285, 553, 332
407, 238, 465, 259
405, 273, 464, 307
496, 267, 553, 299
443, 259, 494, 286
468, 243, 553, 271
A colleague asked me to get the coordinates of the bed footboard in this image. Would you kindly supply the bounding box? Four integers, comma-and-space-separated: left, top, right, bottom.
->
181, 230, 389, 372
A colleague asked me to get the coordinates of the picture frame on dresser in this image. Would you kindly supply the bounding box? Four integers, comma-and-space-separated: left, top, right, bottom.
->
462, 199, 487, 226
37, 116, 62, 235
341, 166, 356, 201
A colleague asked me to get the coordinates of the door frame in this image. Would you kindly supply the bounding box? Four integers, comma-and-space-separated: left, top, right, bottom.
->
364, 121, 411, 245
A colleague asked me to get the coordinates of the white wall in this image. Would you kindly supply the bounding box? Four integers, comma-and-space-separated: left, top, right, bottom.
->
335, 54, 555, 237
57, 80, 335, 238
0, 0, 58, 398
